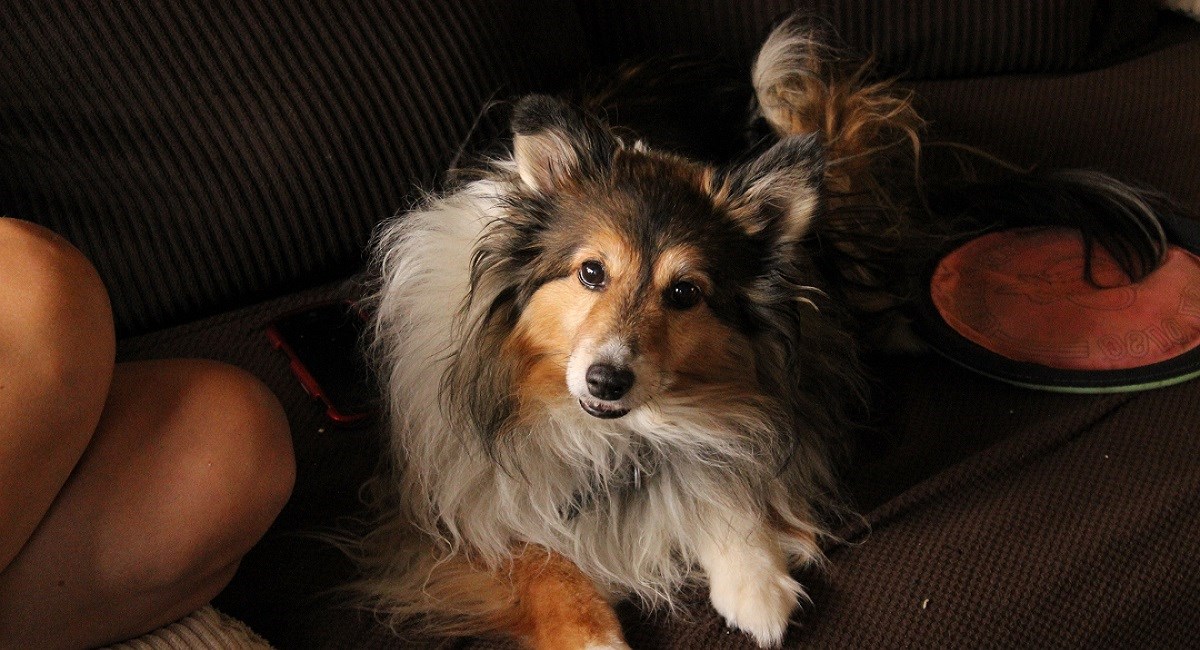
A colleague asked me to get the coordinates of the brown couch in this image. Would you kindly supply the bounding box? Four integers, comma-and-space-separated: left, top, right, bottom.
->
3, 1, 1198, 647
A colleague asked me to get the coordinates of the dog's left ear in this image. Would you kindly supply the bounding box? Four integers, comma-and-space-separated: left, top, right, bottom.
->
713, 133, 824, 244
511, 95, 618, 193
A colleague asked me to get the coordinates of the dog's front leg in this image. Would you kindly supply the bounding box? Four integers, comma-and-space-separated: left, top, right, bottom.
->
506, 544, 629, 650
694, 507, 805, 648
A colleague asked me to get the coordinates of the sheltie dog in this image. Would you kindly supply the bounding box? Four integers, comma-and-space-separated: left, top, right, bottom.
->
355, 18, 1168, 649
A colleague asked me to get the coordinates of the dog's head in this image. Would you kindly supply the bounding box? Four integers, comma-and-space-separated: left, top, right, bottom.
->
451, 95, 829, 438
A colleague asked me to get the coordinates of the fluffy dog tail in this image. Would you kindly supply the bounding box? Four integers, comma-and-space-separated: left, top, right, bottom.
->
751, 16, 923, 197
751, 17, 1175, 348
751, 16, 929, 340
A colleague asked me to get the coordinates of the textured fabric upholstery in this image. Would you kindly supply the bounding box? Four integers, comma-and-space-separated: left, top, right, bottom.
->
1, 2, 1190, 336
0, 0, 585, 335
907, 15, 1200, 212
573, 0, 1160, 78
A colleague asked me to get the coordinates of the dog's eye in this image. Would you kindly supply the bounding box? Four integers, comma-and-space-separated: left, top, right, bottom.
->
578, 260, 607, 289
665, 281, 702, 310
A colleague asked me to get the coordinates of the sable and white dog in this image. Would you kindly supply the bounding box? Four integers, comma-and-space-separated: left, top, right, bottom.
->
361, 110, 856, 646
358, 25, 864, 649
355, 19, 1168, 650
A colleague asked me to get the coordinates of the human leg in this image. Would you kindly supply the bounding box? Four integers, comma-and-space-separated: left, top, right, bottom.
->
0, 217, 115, 573
0, 358, 295, 648
0, 217, 295, 647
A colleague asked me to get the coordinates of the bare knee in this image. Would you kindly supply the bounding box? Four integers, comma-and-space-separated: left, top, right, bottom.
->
149, 362, 294, 584
0, 218, 114, 569
0, 217, 115, 426
0, 360, 294, 646
186, 362, 296, 565
101, 361, 294, 601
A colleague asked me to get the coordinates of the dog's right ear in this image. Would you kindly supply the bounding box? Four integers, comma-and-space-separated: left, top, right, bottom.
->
511, 95, 617, 193
712, 133, 825, 245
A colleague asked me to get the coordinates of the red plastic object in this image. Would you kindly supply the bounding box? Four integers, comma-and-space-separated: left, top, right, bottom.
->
930, 227, 1200, 371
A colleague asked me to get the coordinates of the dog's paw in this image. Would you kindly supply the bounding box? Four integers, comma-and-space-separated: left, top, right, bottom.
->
708, 569, 803, 648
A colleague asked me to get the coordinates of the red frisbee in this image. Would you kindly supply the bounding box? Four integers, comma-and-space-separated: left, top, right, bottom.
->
921, 226, 1200, 392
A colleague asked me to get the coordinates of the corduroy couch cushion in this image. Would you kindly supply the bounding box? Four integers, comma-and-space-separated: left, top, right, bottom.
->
2, 1, 1186, 336
0, 0, 586, 336
574, 0, 1162, 79
906, 12, 1200, 213
7, 0, 1200, 647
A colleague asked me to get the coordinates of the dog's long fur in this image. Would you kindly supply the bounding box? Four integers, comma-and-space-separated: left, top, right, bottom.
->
355, 17, 1172, 650
360, 106, 860, 647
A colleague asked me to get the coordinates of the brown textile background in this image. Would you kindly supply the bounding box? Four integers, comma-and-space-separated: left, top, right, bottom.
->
907, 16, 1200, 215
1, 1, 1180, 337
0, 0, 585, 336
573, 0, 1160, 78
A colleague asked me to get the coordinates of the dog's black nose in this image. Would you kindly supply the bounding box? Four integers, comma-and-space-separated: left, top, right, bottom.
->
586, 363, 635, 401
